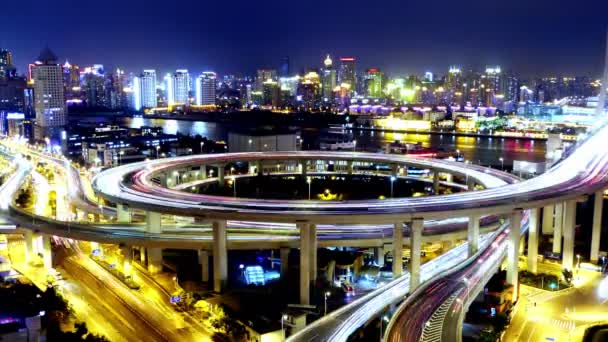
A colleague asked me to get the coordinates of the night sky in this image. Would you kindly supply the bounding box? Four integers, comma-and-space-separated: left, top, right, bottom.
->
3, 0, 608, 77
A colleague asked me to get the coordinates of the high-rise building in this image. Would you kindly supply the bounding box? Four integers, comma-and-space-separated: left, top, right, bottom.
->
321, 55, 336, 102
262, 79, 280, 107
82, 65, 108, 108
280, 57, 290, 77
298, 71, 321, 110
256, 69, 277, 91
195, 72, 217, 105
140, 70, 157, 108
165, 69, 190, 105
109, 68, 127, 109
483, 66, 502, 106
0, 49, 16, 79
32, 47, 66, 140
364, 68, 383, 98
338, 57, 356, 94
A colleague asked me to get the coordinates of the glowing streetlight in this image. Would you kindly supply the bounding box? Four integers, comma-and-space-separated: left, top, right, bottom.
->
155, 145, 160, 159
499, 157, 504, 170
324, 291, 331, 315
390, 176, 396, 198
307, 176, 312, 200
281, 314, 289, 339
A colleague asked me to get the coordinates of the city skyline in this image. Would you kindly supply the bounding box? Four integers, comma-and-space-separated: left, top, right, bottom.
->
2, 0, 608, 77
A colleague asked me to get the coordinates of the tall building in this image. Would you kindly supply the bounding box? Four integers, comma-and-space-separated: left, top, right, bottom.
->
165, 69, 190, 105
483, 66, 502, 106
109, 68, 127, 109
256, 69, 277, 91
195, 72, 217, 105
338, 57, 356, 94
82, 65, 108, 108
298, 71, 321, 110
321, 55, 336, 102
0, 49, 16, 79
280, 57, 290, 77
262, 79, 280, 107
32, 47, 66, 141
140, 70, 157, 108
364, 68, 383, 98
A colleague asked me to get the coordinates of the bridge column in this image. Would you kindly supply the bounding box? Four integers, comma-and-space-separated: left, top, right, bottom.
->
299, 223, 311, 304
139, 246, 146, 263
212, 220, 228, 292
552, 203, 563, 253
217, 165, 225, 187
507, 210, 522, 302
309, 224, 317, 284
591, 191, 604, 263
199, 165, 207, 179
542, 205, 554, 235
24, 230, 35, 264
280, 248, 289, 277
198, 250, 209, 283
347, 160, 354, 175
300, 160, 307, 176
147, 248, 163, 274
562, 200, 577, 271
37, 234, 52, 270
146, 211, 162, 233
249, 161, 260, 175
467, 177, 475, 191
90, 241, 103, 256
391, 164, 399, 177
374, 246, 384, 266
392, 223, 403, 277
120, 245, 133, 277
433, 171, 440, 194
467, 215, 480, 257
410, 218, 423, 291
116, 203, 131, 223
527, 208, 540, 274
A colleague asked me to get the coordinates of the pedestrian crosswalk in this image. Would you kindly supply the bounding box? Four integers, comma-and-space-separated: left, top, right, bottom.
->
550, 319, 576, 331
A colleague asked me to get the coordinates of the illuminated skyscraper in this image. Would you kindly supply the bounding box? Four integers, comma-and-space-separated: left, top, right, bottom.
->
165, 69, 190, 105
32, 47, 66, 140
280, 56, 290, 77
195, 72, 217, 105
0, 49, 16, 79
140, 70, 157, 108
321, 55, 336, 102
338, 57, 356, 94
364, 68, 383, 98
256, 69, 277, 91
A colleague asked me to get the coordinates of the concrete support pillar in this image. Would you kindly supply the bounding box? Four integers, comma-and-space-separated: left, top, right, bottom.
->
392, 223, 403, 277
467, 215, 480, 257
90, 241, 102, 256
200, 165, 207, 179
139, 247, 146, 263
41, 235, 52, 270
374, 246, 384, 266
120, 245, 132, 277
249, 161, 259, 175
410, 218, 423, 291
212, 220, 228, 292
542, 205, 554, 235
298, 223, 311, 304
217, 165, 225, 187
116, 203, 131, 223
198, 250, 209, 283
309, 224, 317, 284
24, 230, 34, 264
553, 203, 563, 253
591, 191, 604, 263
391, 164, 398, 177
562, 200, 577, 271
507, 210, 522, 302
300, 160, 307, 176
159, 173, 168, 187
433, 171, 440, 194
442, 240, 454, 251
347, 160, 354, 175
147, 248, 162, 274
146, 211, 162, 233
467, 177, 476, 191
527, 208, 540, 274
280, 248, 289, 277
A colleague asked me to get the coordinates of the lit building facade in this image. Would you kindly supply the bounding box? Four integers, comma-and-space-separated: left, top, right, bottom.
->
32, 47, 66, 140
195, 72, 217, 105
364, 68, 383, 98
338, 57, 356, 94
140, 70, 157, 108
165, 69, 190, 105
321, 55, 336, 102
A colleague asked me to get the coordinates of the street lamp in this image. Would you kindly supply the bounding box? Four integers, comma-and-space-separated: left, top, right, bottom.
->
231, 176, 237, 197
390, 176, 396, 198
577, 254, 581, 270
380, 315, 389, 342
307, 176, 312, 200
119, 150, 124, 165
499, 157, 504, 170
200, 142, 204, 153
155, 145, 160, 159
353, 139, 357, 152
324, 291, 331, 315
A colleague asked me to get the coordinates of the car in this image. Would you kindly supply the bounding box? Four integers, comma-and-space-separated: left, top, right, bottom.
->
341, 282, 355, 297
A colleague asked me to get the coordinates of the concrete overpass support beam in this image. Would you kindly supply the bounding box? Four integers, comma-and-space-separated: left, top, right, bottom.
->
553, 203, 563, 253
467, 177, 475, 191
392, 223, 403, 278
409, 218, 423, 291
199, 165, 207, 179
374, 246, 384, 266
250, 161, 260, 175
562, 200, 577, 271
90, 241, 102, 256
146, 211, 162, 234
300, 160, 307, 176
139, 247, 146, 263
391, 164, 398, 177
39, 235, 52, 270
212, 220, 228, 293
467, 215, 480, 257
298, 223, 311, 304
347, 160, 354, 175
198, 250, 209, 283
24, 230, 35, 264
591, 191, 604, 263
433, 171, 440, 194
309, 224, 317, 284
280, 248, 289, 277
527, 208, 540, 274
507, 210, 522, 302
217, 165, 225, 187
542, 205, 554, 235
116, 203, 131, 223
147, 248, 162, 274
120, 245, 133, 277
